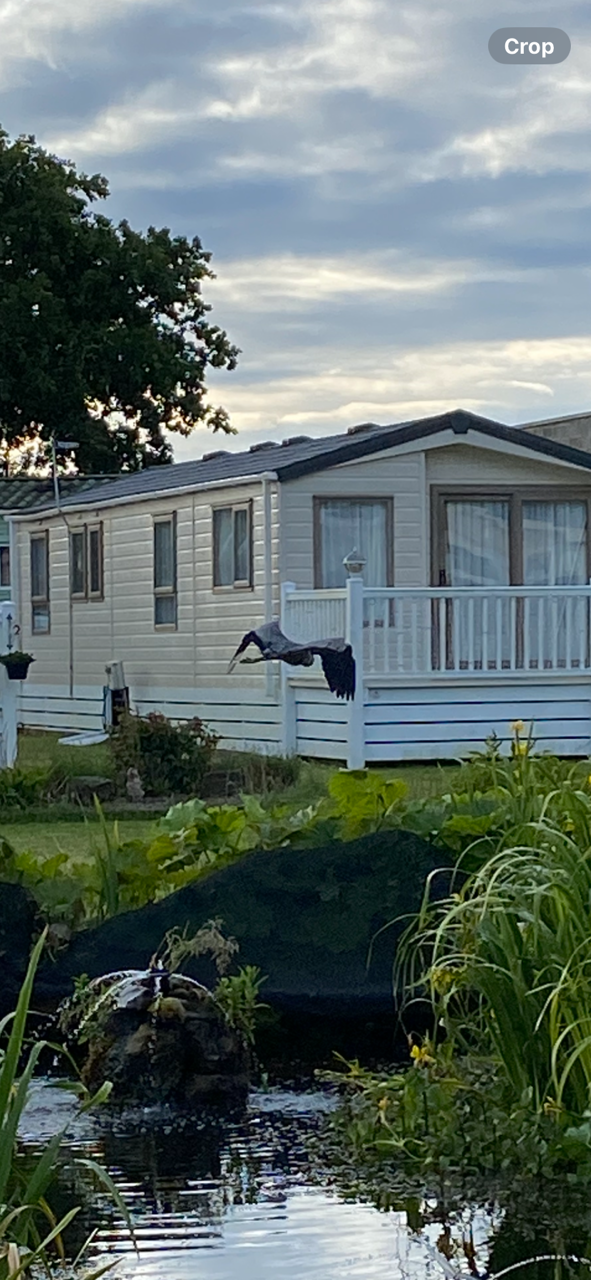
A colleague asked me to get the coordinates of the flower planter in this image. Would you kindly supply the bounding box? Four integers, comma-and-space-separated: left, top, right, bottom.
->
5, 662, 32, 681
0, 656, 34, 681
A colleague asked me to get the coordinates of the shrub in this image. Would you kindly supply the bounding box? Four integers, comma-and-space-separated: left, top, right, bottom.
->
0, 765, 65, 811
109, 710, 219, 796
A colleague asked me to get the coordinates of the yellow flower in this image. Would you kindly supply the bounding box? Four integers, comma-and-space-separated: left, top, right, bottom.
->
511, 719, 526, 734
514, 741, 528, 756
587, 774, 591, 787
410, 1044, 435, 1067
564, 818, 575, 833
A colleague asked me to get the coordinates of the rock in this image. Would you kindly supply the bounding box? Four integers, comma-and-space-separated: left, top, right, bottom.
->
37, 830, 448, 1064
67, 775, 115, 804
65, 970, 249, 1105
0, 883, 37, 1015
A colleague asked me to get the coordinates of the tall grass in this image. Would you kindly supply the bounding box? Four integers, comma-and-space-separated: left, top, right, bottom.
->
400, 739, 591, 1119
0, 930, 128, 1279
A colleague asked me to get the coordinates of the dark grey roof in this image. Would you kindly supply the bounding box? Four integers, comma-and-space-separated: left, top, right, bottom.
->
7, 409, 591, 514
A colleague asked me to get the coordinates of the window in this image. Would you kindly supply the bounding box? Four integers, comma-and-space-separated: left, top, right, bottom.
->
31, 532, 50, 634
0, 546, 10, 588
154, 515, 177, 627
314, 498, 393, 587
213, 504, 252, 587
434, 489, 591, 671
70, 523, 103, 599
88, 526, 103, 597
435, 491, 590, 587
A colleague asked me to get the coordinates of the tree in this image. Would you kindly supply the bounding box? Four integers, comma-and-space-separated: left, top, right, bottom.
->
0, 128, 240, 473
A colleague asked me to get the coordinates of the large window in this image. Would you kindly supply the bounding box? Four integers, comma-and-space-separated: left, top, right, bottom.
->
154, 515, 177, 627
434, 490, 591, 670
314, 498, 393, 587
70, 524, 103, 600
30, 532, 50, 634
213, 504, 252, 588
435, 492, 589, 587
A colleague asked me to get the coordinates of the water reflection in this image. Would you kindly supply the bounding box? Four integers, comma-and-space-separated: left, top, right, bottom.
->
17, 1083, 591, 1280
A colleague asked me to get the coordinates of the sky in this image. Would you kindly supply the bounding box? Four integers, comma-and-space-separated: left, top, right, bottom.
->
1, 0, 591, 461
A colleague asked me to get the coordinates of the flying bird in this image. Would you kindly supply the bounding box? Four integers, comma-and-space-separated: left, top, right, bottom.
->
228, 620, 355, 700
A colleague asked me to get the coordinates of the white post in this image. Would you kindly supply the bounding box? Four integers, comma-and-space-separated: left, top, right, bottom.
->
0, 601, 18, 768
345, 575, 365, 770
280, 582, 297, 756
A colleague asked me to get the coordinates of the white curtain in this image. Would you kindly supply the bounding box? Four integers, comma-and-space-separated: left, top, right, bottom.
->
445, 501, 510, 668
523, 501, 587, 585
319, 501, 388, 587
445, 501, 510, 586
523, 501, 587, 668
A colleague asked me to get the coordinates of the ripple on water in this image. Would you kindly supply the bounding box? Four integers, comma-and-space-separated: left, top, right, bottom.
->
19, 1080, 499, 1280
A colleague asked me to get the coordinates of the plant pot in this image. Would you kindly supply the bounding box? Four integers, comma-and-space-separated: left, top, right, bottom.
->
2, 661, 33, 681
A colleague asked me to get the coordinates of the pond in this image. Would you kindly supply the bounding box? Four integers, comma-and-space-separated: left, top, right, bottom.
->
18, 1082, 591, 1280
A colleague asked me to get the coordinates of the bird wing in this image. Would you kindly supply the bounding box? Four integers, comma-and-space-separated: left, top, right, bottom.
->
317, 646, 356, 700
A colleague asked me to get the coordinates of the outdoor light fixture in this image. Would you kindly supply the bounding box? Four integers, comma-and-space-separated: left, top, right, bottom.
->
343, 548, 366, 576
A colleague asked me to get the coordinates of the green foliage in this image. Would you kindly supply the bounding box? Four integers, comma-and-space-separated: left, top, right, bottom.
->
325, 731, 591, 1194
214, 966, 269, 1045
0, 765, 63, 811
0, 127, 239, 473
109, 710, 220, 796
0, 931, 126, 1279
327, 770, 409, 838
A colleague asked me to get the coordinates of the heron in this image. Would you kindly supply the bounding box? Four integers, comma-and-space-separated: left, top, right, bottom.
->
228, 619, 355, 700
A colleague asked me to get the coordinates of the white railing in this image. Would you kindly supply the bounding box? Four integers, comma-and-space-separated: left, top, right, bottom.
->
280, 588, 347, 645
282, 583, 591, 679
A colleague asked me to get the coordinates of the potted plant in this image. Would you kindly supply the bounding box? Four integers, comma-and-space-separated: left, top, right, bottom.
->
0, 650, 35, 681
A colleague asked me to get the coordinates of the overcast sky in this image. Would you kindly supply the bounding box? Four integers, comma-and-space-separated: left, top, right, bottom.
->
2, 0, 591, 459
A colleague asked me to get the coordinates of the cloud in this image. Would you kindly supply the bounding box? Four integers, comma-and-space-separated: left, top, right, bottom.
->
170, 334, 591, 460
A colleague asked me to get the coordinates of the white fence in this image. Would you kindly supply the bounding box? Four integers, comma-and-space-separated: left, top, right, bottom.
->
281, 581, 591, 767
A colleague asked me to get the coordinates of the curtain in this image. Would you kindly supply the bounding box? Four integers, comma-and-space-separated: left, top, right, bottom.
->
523, 501, 587, 668
444, 501, 510, 668
319, 501, 388, 587
523, 501, 587, 585
445, 501, 510, 586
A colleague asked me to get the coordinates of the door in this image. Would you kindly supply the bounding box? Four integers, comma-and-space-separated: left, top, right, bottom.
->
439, 499, 511, 669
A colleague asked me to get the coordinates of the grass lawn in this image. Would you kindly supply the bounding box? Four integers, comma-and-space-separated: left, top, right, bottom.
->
1, 818, 158, 860
17, 728, 114, 778
5, 730, 459, 860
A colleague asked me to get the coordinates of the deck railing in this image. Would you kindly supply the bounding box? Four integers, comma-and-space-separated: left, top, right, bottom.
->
281, 583, 591, 678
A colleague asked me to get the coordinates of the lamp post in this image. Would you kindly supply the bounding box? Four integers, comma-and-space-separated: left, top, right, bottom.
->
343, 547, 366, 577
50, 438, 79, 698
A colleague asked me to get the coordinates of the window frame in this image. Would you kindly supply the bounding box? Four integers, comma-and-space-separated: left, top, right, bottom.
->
212, 501, 253, 590
69, 522, 104, 601
0, 545, 10, 588
153, 513, 178, 630
431, 486, 591, 586
70, 527, 88, 600
312, 496, 394, 589
88, 523, 104, 600
30, 531, 50, 635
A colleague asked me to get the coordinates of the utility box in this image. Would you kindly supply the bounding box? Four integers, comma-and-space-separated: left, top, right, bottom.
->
104, 660, 130, 728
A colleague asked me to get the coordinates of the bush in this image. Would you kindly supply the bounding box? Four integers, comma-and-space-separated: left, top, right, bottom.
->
109, 710, 219, 796
0, 764, 65, 811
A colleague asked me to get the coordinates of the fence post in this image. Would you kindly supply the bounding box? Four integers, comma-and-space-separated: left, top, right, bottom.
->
346, 575, 365, 770
0, 601, 18, 768
280, 582, 297, 756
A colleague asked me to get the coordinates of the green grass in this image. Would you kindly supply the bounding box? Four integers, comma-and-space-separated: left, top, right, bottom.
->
268, 758, 459, 810
17, 727, 114, 777
0, 818, 158, 860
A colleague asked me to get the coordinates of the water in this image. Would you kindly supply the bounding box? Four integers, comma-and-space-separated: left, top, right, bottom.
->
16, 1082, 589, 1280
